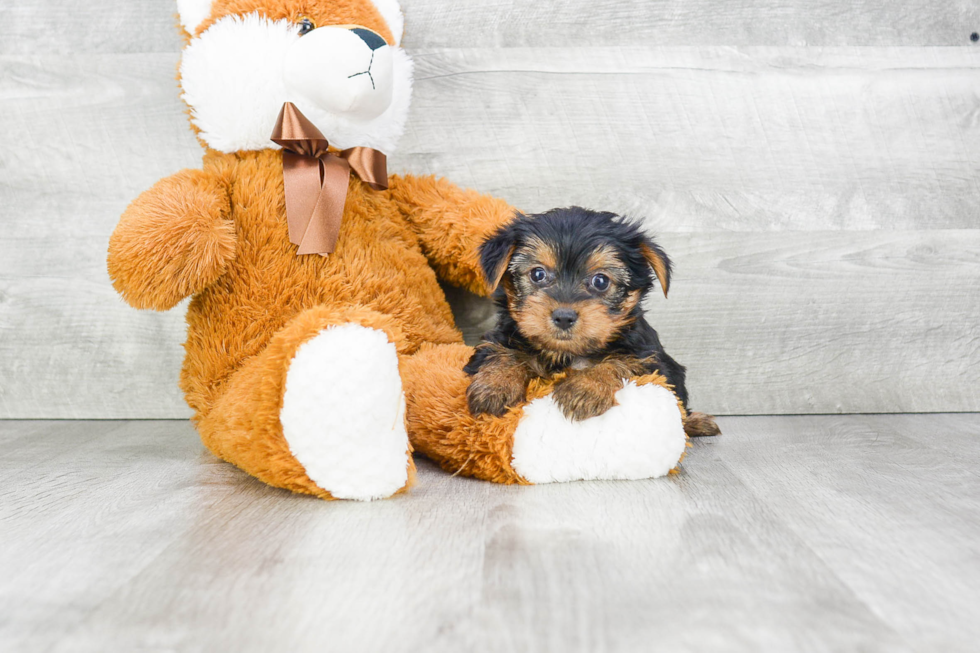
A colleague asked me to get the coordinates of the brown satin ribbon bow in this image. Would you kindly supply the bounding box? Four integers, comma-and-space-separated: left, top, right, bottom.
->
270, 102, 387, 256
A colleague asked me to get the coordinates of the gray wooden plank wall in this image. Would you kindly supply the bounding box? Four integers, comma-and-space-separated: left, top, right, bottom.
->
1, 1, 979, 417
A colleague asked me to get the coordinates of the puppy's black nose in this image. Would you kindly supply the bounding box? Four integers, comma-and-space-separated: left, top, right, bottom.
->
551, 308, 578, 330
350, 27, 387, 51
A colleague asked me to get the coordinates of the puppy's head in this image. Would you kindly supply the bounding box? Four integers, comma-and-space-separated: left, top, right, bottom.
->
479, 207, 672, 357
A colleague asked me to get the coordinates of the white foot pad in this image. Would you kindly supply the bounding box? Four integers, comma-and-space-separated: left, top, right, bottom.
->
280, 324, 409, 500
511, 382, 686, 484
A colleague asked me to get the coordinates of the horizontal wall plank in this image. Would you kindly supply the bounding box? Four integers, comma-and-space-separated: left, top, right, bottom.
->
4, 0, 979, 53
0, 277, 191, 419
2, 47, 979, 416
0, 55, 200, 200
396, 47, 980, 231
6, 48, 972, 233
1, 2, 183, 55
398, 0, 980, 48
3, 230, 978, 417
663, 230, 980, 414
0, 54, 200, 419
444, 229, 980, 415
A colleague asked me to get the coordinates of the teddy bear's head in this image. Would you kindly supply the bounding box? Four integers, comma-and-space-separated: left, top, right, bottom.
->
177, 0, 411, 154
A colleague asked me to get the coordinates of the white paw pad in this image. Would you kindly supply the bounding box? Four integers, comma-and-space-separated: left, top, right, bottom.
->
511, 382, 686, 484
281, 324, 408, 500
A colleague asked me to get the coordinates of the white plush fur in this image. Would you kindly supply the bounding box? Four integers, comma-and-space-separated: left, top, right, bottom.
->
280, 324, 409, 501
511, 382, 687, 484
180, 13, 413, 154
284, 26, 393, 119
177, 0, 402, 43
177, 0, 213, 35
370, 0, 404, 45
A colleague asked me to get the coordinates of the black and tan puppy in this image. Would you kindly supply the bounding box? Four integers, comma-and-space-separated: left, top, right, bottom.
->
464, 207, 720, 438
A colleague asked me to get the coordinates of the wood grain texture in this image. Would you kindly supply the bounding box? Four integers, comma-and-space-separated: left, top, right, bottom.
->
1, 416, 978, 652
2, 36, 979, 415
0, 421, 242, 651
398, 47, 980, 231
397, 1, 980, 48
0, 54, 199, 418
5, 0, 978, 52
718, 414, 980, 652
5, 227, 977, 416
0, 2, 184, 54
452, 230, 980, 415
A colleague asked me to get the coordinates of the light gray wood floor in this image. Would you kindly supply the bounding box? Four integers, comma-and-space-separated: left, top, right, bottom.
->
2, 414, 978, 652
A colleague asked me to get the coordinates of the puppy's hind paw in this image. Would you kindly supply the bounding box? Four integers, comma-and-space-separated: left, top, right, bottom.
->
683, 411, 722, 437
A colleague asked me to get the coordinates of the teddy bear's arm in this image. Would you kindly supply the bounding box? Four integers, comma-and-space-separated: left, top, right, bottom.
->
107, 169, 235, 311
387, 174, 518, 296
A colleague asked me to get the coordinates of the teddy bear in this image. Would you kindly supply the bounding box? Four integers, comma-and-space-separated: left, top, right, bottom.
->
107, 0, 689, 501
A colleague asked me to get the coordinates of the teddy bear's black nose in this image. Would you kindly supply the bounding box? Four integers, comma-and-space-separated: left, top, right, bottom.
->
551, 308, 579, 331
350, 27, 387, 51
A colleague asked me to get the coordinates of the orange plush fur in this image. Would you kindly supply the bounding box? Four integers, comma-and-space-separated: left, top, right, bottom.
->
197, 0, 395, 42
403, 345, 688, 484
110, 146, 516, 498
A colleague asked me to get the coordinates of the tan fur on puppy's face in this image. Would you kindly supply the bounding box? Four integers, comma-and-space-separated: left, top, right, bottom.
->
505, 241, 636, 358
511, 294, 628, 357
584, 245, 623, 277
200, 0, 394, 43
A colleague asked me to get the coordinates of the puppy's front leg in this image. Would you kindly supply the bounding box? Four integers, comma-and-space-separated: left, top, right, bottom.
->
553, 358, 647, 421
466, 348, 532, 417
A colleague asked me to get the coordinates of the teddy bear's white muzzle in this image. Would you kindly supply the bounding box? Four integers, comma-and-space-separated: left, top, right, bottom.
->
283, 26, 394, 121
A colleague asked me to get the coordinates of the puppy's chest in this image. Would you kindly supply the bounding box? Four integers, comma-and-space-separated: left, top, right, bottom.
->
532, 354, 594, 377
521, 346, 601, 377
569, 357, 592, 371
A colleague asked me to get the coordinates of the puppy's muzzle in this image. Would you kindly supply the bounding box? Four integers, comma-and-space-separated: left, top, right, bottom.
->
551, 308, 579, 331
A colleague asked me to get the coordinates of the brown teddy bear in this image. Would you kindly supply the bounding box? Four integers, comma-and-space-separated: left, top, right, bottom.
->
108, 0, 689, 500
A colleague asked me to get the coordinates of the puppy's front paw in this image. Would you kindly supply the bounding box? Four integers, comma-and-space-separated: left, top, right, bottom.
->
552, 373, 619, 421
467, 376, 526, 417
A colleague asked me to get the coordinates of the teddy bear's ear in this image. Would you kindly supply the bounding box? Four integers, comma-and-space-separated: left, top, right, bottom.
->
478, 217, 522, 292
177, 0, 214, 36
370, 0, 405, 46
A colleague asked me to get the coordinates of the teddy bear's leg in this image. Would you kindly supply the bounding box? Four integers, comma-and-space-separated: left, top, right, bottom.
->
402, 343, 689, 485
198, 305, 415, 501
401, 343, 527, 483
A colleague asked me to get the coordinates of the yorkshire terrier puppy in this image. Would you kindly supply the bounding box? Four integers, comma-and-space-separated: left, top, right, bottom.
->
464, 207, 720, 438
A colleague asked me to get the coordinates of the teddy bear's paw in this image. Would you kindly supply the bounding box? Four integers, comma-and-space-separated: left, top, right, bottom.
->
280, 324, 410, 501
511, 381, 687, 484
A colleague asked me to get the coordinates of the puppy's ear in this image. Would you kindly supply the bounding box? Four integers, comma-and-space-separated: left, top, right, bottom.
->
640, 239, 672, 298
478, 218, 520, 292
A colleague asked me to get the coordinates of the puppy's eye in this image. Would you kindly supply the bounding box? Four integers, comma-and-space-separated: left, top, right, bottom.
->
529, 267, 548, 284
298, 17, 316, 35
590, 273, 611, 292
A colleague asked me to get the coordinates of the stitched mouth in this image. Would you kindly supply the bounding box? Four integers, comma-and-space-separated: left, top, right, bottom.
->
347, 50, 376, 90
